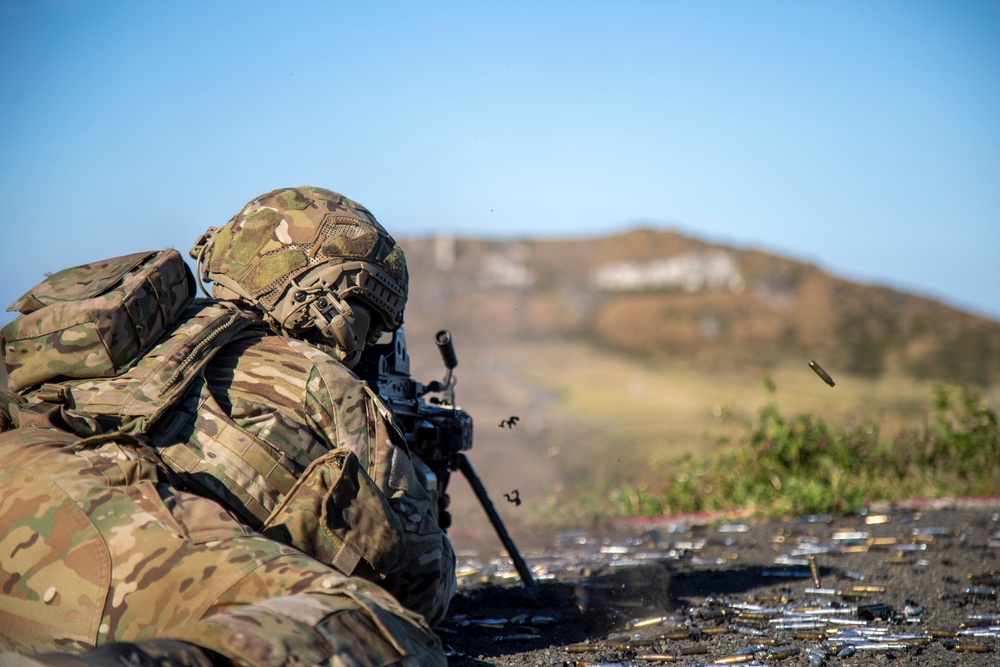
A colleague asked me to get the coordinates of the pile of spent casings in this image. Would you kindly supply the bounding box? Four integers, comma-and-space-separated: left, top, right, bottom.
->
444, 508, 1000, 665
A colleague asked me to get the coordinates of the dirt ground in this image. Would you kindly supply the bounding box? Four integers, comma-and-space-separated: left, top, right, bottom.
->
440, 502, 1000, 666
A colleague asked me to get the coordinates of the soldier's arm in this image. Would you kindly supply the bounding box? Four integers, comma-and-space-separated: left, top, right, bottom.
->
371, 421, 457, 625
302, 369, 457, 624
212, 336, 456, 623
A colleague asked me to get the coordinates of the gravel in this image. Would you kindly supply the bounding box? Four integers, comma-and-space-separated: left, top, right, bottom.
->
440, 503, 1000, 666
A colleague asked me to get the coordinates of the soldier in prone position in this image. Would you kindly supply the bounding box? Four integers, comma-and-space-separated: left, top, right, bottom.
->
0, 187, 455, 666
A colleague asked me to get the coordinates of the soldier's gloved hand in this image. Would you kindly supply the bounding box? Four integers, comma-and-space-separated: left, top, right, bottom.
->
0, 639, 223, 667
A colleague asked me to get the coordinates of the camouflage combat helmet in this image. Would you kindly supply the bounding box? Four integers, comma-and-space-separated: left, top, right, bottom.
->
190, 186, 408, 367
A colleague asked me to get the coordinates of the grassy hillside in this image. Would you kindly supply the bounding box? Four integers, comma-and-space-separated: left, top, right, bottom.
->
398, 230, 1000, 533
401, 230, 1000, 387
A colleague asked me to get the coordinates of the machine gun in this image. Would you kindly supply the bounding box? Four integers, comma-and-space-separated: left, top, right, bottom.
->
355, 327, 535, 587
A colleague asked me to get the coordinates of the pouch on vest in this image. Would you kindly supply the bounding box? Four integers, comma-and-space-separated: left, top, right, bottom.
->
2, 250, 195, 392
261, 448, 405, 580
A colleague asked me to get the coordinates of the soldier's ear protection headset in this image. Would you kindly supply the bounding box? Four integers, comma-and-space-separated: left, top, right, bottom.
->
270, 263, 377, 368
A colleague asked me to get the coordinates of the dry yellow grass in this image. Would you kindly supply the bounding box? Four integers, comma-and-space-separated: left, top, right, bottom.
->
431, 334, 954, 539
511, 339, 939, 476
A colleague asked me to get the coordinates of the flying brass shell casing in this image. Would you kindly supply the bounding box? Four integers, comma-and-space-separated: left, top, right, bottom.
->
808, 555, 821, 588
808, 360, 836, 386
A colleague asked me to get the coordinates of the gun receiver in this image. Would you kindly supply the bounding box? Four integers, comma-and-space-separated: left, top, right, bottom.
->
356, 327, 535, 587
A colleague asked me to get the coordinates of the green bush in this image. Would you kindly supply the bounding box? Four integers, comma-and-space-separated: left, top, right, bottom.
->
602, 384, 1000, 519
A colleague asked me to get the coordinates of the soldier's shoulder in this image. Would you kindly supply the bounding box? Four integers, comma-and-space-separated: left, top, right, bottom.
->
219, 333, 361, 384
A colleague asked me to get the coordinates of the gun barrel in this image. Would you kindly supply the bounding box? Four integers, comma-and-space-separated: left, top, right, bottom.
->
435, 330, 458, 369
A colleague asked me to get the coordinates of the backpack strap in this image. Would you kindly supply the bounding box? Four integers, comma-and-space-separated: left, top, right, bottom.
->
24, 301, 255, 435
0, 389, 25, 432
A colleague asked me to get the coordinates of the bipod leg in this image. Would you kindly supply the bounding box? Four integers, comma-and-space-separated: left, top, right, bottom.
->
457, 453, 536, 588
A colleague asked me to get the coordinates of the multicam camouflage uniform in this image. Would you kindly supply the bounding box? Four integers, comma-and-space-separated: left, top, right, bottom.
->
0, 404, 444, 666
0, 187, 454, 666
155, 326, 456, 624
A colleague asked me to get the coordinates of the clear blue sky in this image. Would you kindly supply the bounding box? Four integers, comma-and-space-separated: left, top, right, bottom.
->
2, 0, 998, 327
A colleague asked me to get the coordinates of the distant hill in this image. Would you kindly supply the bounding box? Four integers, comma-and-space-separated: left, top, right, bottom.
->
400, 229, 1000, 386
2, 229, 995, 393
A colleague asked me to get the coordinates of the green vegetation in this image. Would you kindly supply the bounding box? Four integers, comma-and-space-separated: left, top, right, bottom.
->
595, 383, 1000, 520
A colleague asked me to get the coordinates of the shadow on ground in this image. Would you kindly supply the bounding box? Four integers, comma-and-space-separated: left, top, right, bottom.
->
440, 560, 824, 665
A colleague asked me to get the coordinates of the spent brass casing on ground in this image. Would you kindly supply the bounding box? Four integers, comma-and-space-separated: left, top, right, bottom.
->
758, 647, 801, 661
948, 642, 992, 653
638, 646, 711, 662
564, 644, 601, 654
851, 585, 886, 593
607, 639, 654, 650
637, 655, 678, 663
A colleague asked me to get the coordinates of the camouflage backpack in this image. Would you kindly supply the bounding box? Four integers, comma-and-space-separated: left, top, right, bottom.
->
2, 250, 194, 392
0, 250, 254, 435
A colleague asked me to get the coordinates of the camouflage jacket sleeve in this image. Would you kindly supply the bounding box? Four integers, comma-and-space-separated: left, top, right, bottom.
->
203, 333, 456, 624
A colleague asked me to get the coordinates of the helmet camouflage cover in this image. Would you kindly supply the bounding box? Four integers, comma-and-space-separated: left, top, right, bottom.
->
192, 186, 408, 338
